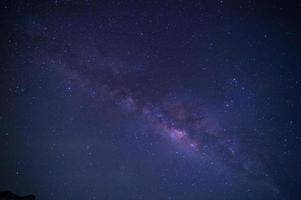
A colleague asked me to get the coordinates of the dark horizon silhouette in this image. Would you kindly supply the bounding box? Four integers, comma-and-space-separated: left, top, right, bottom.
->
0, 191, 35, 200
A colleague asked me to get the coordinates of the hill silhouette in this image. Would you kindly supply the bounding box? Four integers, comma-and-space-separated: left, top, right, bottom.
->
0, 191, 35, 200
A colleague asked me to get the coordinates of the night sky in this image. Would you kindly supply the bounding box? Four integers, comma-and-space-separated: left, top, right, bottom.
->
0, 1, 301, 200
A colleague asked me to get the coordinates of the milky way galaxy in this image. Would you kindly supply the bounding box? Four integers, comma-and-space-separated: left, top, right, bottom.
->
1, 1, 300, 200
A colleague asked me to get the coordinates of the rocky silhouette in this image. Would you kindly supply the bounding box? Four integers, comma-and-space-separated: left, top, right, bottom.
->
0, 191, 35, 200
